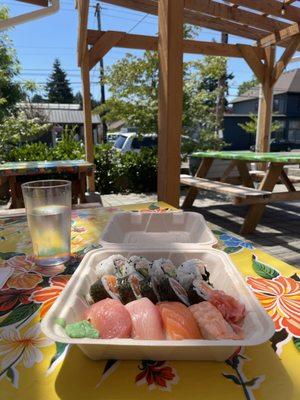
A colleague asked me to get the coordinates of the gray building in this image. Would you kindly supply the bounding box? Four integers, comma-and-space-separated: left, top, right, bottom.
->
224, 68, 300, 150
18, 102, 102, 145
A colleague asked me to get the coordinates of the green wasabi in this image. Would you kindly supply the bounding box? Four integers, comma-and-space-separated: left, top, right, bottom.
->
55, 317, 66, 328
65, 320, 99, 339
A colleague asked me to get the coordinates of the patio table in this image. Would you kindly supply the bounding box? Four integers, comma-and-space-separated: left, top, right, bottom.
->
181, 151, 300, 233
0, 202, 299, 400
0, 160, 95, 208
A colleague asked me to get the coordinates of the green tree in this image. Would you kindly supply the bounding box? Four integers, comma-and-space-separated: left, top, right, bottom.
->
238, 113, 282, 137
94, 53, 233, 141
0, 6, 25, 121
46, 58, 74, 103
0, 111, 50, 162
31, 93, 46, 103
238, 76, 259, 96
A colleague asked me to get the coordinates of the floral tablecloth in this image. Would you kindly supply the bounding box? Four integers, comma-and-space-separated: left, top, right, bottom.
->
0, 202, 299, 400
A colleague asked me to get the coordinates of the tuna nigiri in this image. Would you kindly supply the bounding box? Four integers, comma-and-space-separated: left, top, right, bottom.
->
85, 298, 132, 339
157, 302, 202, 340
189, 301, 244, 340
125, 298, 164, 340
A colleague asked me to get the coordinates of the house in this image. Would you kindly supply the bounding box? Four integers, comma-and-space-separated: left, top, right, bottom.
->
223, 68, 300, 150
18, 102, 102, 145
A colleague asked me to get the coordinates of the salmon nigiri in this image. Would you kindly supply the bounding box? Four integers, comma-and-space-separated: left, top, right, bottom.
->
157, 302, 202, 340
126, 298, 164, 340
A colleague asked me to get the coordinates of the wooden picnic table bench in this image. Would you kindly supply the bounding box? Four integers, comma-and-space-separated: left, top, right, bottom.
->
0, 160, 95, 208
181, 151, 300, 234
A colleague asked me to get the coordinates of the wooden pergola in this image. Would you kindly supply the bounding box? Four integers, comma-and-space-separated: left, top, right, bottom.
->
77, 0, 300, 206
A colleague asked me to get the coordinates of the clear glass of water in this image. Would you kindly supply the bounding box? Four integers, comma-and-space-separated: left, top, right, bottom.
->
22, 180, 72, 266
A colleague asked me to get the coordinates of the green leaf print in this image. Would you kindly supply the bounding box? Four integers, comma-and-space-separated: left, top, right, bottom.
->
0, 303, 40, 328
222, 373, 241, 385
49, 342, 68, 369
225, 246, 242, 254
252, 255, 280, 279
293, 337, 300, 352
148, 203, 160, 210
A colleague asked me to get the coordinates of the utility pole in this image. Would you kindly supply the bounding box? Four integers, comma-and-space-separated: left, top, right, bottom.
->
94, 2, 108, 143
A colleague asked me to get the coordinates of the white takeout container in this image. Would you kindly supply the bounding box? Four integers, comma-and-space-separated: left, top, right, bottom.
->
101, 212, 218, 248
41, 247, 275, 361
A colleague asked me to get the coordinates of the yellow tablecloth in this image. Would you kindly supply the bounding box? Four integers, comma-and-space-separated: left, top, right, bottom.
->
0, 202, 299, 400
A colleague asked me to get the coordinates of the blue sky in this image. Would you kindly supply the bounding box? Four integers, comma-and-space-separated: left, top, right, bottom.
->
5, 0, 299, 102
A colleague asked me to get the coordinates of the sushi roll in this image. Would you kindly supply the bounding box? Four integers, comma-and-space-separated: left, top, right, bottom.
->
126, 255, 151, 279
117, 276, 137, 304
152, 276, 190, 306
129, 273, 158, 304
95, 254, 126, 278
151, 258, 176, 280
89, 275, 120, 303
177, 259, 210, 289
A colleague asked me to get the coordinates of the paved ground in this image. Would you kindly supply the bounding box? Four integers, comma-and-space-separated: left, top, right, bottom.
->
102, 190, 300, 267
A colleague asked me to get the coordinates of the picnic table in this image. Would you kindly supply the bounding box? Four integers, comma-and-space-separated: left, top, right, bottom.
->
0, 160, 95, 208
181, 151, 300, 234
0, 202, 299, 400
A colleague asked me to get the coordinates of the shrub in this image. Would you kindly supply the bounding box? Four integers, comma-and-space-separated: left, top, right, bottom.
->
94, 145, 157, 194
52, 126, 85, 160
7, 142, 52, 162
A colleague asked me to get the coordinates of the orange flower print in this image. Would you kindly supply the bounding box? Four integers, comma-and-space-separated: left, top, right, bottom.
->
246, 276, 300, 337
30, 275, 71, 318
2, 256, 65, 290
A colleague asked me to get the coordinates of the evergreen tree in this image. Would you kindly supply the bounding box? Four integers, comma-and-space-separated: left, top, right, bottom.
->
46, 58, 74, 103
31, 94, 46, 103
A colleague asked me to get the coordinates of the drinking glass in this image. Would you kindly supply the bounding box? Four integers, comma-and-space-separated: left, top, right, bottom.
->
22, 180, 72, 266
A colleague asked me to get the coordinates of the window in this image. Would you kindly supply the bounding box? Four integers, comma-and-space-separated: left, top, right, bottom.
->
132, 136, 158, 149
273, 98, 280, 112
114, 135, 127, 149
288, 120, 300, 143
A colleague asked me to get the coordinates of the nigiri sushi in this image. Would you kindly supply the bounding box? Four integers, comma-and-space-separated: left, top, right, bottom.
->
125, 298, 164, 340
189, 301, 244, 340
157, 302, 202, 340
208, 290, 246, 325
85, 298, 132, 339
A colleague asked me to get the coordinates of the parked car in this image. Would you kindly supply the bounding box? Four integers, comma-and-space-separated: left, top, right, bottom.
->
250, 139, 294, 152
113, 133, 157, 153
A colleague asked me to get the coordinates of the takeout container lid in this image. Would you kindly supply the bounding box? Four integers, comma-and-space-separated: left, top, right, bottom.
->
41, 246, 275, 361
100, 211, 218, 249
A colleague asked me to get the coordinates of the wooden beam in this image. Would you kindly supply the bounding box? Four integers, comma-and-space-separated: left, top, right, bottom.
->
17, 0, 48, 5
77, 0, 89, 67
157, 0, 184, 207
87, 30, 158, 50
88, 31, 124, 70
100, 0, 268, 40
272, 33, 300, 84
87, 30, 266, 59
229, 0, 300, 23
185, 0, 288, 32
255, 46, 276, 153
237, 44, 266, 84
259, 22, 300, 47
81, 49, 95, 192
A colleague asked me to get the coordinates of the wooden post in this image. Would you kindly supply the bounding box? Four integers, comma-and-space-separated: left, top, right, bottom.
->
81, 49, 95, 192
255, 46, 276, 153
157, 0, 184, 207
